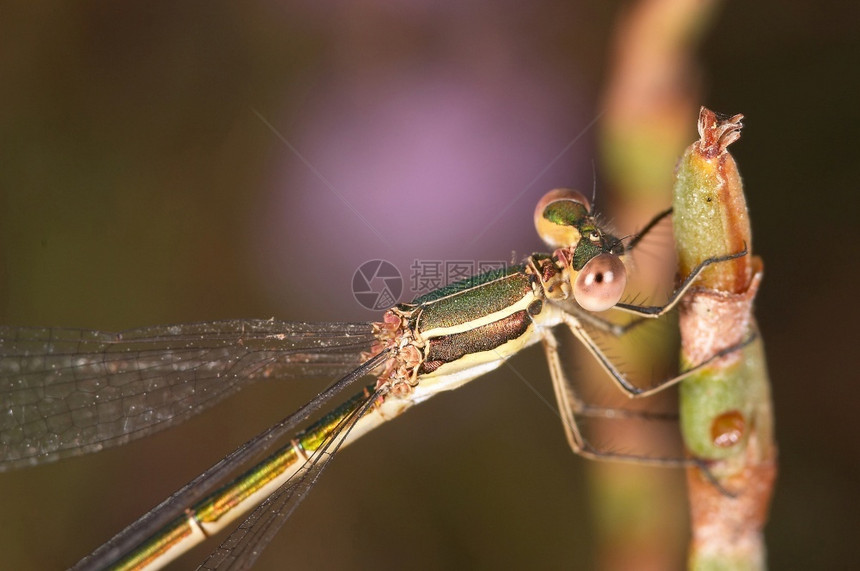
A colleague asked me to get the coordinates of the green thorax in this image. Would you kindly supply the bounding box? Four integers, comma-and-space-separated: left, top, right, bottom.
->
403, 264, 533, 332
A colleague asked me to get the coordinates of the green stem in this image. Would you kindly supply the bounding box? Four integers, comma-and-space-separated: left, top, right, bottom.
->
672, 108, 777, 570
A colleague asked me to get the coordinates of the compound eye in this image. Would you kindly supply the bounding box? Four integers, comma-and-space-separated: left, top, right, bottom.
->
573, 253, 627, 312
534, 188, 593, 248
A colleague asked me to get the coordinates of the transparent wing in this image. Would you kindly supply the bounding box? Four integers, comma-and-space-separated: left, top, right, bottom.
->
197, 387, 381, 571
71, 353, 389, 571
0, 319, 375, 470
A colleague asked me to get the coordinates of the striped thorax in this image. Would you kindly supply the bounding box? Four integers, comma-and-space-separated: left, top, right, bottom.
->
371, 188, 630, 402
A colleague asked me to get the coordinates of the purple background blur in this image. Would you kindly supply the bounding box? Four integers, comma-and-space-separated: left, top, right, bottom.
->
1, 2, 857, 569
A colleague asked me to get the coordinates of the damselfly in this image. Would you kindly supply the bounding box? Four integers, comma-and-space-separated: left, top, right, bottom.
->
0, 189, 746, 570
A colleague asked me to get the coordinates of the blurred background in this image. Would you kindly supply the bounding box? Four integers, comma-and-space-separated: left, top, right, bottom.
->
0, 1, 856, 569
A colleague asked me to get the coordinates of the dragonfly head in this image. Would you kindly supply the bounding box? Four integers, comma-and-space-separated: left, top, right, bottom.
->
534, 188, 627, 312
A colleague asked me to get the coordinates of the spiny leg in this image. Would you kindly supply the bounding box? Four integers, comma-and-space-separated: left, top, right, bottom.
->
539, 327, 738, 495
562, 247, 749, 338
614, 246, 748, 318
539, 328, 687, 466
561, 245, 750, 351
625, 206, 673, 252
563, 304, 646, 338
562, 313, 757, 398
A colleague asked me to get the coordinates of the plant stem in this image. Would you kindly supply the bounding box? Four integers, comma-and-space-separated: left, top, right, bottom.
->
672, 107, 777, 570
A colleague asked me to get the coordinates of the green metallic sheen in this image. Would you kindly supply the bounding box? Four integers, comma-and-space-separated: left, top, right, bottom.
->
114, 515, 193, 571
542, 200, 589, 227
195, 446, 300, 524
410, 267, 531, 331
115, 388, 375, 570
410, 265, 525, 304
572, 239, 602, 270
297, 389, 370, 452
